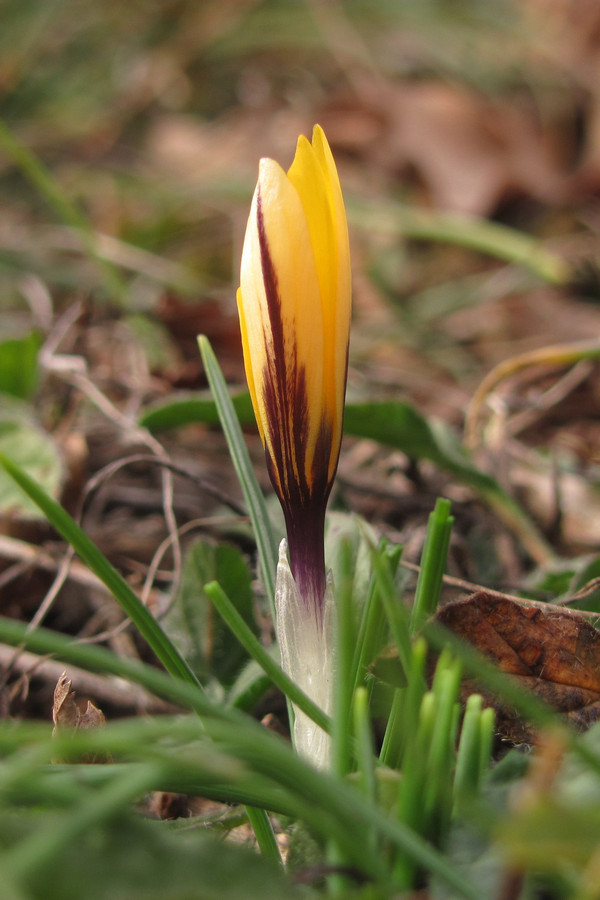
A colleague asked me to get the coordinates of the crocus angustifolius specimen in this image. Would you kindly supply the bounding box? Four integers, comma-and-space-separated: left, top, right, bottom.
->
237, 125, 351, 766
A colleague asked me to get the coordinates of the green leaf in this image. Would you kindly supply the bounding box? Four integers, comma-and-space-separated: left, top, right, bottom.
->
369, 647, 407, 689
226, 658, 272, 711
162, 539, 258, 685
140, 391, 255, 432
0, 399, 62, 517
0, 332, 40, 399
343, 402, 553, 565
0, 689, 482, 898
343, 401, 509, 503
410, 497, 453, 632
569, 556, 600, 612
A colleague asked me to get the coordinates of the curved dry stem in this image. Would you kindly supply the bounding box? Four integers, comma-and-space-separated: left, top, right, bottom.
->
465, 339, 600, 450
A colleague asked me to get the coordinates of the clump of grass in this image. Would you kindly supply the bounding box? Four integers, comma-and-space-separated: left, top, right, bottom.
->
0, 341, 492, 899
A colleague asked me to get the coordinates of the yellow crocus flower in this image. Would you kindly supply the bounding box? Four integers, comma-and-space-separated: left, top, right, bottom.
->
237, 125, 350, 767
237, 125, 351, 614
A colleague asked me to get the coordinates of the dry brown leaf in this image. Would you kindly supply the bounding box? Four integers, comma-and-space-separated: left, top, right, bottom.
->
324, 81, 566, 216
52, 672, 80, 732
52, 672, 107, 762
435, 592, 600, 743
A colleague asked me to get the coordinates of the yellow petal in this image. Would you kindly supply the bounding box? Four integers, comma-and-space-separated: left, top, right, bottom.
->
287, 126, 351, 479
236, 286, 263, 444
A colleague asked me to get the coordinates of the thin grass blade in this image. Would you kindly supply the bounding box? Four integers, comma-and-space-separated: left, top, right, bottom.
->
198, 335, 277, 613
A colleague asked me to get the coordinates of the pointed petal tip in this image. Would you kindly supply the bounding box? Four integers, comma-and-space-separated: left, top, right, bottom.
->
278, 538, 289, 562
258, 156, 285, 182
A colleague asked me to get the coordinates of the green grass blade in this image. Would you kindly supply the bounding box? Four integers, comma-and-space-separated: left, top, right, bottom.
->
368, 539, 412, 678
379, 689, 404, 770
6, 763, 162, 879
245, 806, 282, 867
0, 614, 213, 716
348, 198, 571, 285
353, 687, 377, 805
352, 540, 401, 693
198, 336, 278, 614
424, 660, 461, 840
0, 452, 201, 688
0, 702, 482, 898
380, 636, 427, 770
411, 498, 454, 633
394, 691, 435, 888
344, 401, 553, 566
454, 694, 485, 811
479, 707, 495, 782
331, 540, 356, 780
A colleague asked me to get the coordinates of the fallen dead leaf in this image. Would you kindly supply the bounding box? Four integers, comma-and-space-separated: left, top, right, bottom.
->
324, 81, 566, 216
52, 672, 107, 762
435, 592, 600, 743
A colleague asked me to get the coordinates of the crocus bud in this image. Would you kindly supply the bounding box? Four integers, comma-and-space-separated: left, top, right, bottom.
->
237, 125, 351, 766
237, 124, 351, 613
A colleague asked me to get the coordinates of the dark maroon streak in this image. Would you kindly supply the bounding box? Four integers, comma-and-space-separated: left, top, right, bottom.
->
256, 191, 334, 615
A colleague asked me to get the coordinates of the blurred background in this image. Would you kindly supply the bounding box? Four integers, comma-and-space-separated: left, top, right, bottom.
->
2, 0, 600, 715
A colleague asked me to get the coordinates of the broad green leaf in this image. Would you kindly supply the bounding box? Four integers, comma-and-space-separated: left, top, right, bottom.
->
344, 401, 504, 495
0, 332, 40, 399
343, 402, 553, 565
522, 555, 600, 610
570, 556, 600, 612
348, 198, 570, 285
0, 399, 62, 517
163, 539, 258, 685
140, 392, 255, 432
227, 657, 273, 711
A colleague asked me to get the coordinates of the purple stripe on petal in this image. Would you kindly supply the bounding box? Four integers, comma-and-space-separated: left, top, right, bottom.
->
256, 190, 335, 613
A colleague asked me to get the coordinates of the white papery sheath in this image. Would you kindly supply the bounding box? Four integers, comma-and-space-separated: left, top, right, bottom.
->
274, 539, 335, 769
